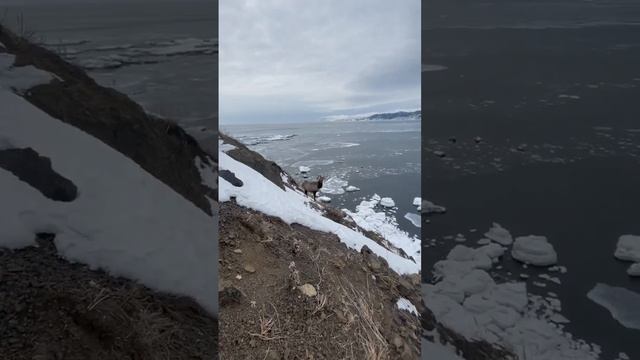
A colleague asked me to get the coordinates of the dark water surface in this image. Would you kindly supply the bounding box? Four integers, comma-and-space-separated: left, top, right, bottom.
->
423, 0, 640, 358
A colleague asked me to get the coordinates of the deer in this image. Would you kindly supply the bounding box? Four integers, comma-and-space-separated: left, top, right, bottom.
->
301, 176, 324, 200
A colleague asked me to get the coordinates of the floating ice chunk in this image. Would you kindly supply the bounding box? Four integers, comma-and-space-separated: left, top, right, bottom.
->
616, 352, 630, 360
422, 200, 446, 215
396, 297, 418, 315
484, 223, 513, 245
299, 166, 310, 173
538, 273, 561, 284
317, 196, 331, 203
477, 238, 491, 245
628, 263, 640, 277
434, 150, 446, 157
614, 234, 640, 262
320, 176, 348, 195
345, 185, 360, 192
404, 213, 421, 228
511, 235, 558, 266
413, 197, 421, 206
380, 197, 395, 208
587, 283, 640, 330
343, 194, 421, 264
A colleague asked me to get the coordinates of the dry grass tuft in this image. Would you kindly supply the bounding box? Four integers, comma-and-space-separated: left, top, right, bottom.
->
338, 282, 390, 360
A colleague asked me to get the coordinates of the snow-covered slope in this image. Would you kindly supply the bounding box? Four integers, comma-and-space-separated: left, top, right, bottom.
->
218, 141, 420, 275
0, 85, 218, 315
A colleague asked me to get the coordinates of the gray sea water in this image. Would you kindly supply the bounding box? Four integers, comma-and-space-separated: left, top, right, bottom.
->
222, 120, 421, 239
424, 0, 640, 358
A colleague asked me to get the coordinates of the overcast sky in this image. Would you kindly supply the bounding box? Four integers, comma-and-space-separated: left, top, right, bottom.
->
220, 0, 420, 124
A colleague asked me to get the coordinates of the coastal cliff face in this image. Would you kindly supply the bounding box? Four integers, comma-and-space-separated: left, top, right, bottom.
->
218, 135, 423, 359
0, 25, 217, 359
0, 26, 218, 215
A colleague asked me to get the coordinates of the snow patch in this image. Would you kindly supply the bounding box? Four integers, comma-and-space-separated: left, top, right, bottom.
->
0, 89, 218, 315
1, 53, 55, 93
396, 297, 418, 315
218, 151, 419, 274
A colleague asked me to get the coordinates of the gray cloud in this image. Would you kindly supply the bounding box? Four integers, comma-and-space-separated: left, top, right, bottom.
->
220, 0, 420, 124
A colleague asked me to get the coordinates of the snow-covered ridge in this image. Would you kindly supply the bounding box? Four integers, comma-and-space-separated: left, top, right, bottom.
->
324, 109, 421, 122
218, 139, 420, 275
0, 88, 218, 315
1, 44, 218, 314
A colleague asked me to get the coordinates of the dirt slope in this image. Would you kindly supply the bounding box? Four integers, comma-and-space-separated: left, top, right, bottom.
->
0, 235, 217, 360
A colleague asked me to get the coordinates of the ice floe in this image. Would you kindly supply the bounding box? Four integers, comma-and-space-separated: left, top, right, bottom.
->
404, 213, 421, 228
343, 194, 421, 264
299, 165, 310, 173
380, 197, 395, 208
422, 200, 446, 215
511, 235, 558, 266
627, 263, 640, 277
345, 185, 360, 192
319, 176, 348, 195
425, 242, 600, 360
587, 283, 640, 330
614, 234, 640, 262
317, 196, 331, 203
412, 197, 421, 206
484, 222, 513, 245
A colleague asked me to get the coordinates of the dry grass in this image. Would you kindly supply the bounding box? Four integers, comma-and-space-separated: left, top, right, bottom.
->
338, 282, 390, 360
250, 303, 285, 342
64, 281, 209, 360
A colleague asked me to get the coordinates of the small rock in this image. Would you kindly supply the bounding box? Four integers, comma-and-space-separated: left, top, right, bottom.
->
244, 264, 256, 273
233, 249, 243, 254
392, 335, 404, 349
298, 283, 317, 297
235, 274, 242, 280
